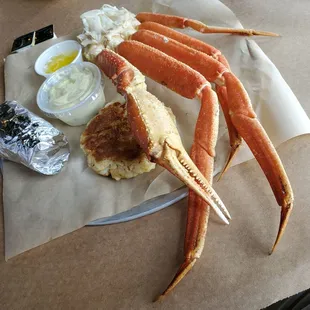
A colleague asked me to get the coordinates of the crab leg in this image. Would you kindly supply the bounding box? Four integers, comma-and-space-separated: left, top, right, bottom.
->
136, 12, 279, 37
138, 21, 241, 175
96, 49, 230, 224
157, 87, 218, 300
128, 30, 294, 252
138, 21, 230, 67
225, 72, 293, 253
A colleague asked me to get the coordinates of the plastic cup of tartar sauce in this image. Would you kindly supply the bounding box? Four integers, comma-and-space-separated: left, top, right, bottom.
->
37, 62, 105, 126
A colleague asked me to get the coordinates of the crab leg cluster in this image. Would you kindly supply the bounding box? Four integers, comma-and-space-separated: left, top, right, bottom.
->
91, 10, 293, 301
116, 13, 293, 299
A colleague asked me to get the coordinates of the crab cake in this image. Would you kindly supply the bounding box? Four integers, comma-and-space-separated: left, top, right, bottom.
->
80, 101, 156, 180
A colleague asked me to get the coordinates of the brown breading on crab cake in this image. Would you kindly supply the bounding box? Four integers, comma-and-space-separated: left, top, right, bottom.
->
80, 101, 155, 180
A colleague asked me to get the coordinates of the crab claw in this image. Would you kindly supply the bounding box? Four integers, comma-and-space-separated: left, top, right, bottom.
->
127, 88, 231, 224
158, 140, 230, 224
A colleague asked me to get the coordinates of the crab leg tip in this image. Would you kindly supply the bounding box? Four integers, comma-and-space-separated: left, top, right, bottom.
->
155, 258, 197, 301
270, 202, 293, 254
216, 171, 224, 183
153, 295, 164, 303
254, 30, 280, 37
217, 144, 241, 182
216, 158, 232, 182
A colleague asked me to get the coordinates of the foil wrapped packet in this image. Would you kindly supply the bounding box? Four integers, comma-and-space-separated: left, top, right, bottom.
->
0, 101, 70, 175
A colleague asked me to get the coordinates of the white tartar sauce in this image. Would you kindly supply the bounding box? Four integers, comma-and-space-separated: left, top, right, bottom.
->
49, 66, 94, 110
47, 64, 105, 126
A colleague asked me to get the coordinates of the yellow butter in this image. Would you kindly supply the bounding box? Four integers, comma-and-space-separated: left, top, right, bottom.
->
45, 50, 78, 73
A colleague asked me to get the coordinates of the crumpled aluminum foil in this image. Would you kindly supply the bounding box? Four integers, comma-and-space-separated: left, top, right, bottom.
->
0, 101, 70, 175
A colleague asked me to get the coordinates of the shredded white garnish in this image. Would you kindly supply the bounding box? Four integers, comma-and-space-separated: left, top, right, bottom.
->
77, 4, 140, 52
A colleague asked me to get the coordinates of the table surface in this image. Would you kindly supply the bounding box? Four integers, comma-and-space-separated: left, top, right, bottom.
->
1, 1, 310, 309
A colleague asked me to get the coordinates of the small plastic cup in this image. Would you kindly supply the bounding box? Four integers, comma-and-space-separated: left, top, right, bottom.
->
35, 40, 83, 79
37, 62, 105, 126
